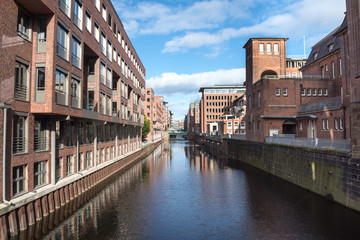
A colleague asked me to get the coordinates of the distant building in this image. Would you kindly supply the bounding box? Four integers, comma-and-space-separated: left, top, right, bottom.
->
199, 85, 246, 134
145, 88, 163, 141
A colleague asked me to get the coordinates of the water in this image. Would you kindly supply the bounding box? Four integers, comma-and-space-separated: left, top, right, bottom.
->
42, 140, 360, 240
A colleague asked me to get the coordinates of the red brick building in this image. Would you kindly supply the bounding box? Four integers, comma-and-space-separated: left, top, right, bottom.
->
0, 0, 145, 202
199, 85, 246, 134
145, 88, 164, 142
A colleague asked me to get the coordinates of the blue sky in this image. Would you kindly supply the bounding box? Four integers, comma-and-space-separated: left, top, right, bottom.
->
113, 0, 346, 120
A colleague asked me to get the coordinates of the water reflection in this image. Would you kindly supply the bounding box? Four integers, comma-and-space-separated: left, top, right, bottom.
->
39, 140, 360, 240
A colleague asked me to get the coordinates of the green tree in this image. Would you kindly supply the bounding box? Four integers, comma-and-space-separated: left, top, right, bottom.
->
142, 115, 151, 141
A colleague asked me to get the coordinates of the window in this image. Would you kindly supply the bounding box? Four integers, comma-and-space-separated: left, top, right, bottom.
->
274, 43, 279, 53
259, 43, 264, 53
292, 72, 297, 78
307, 88, 311, 96
35, 67, 45, 102
66, 155, 73, 176
34, 161, 47, 187
107, 40, 112, 61
286, 72, 290, 78
101, 32, 106, 54
94, 21, 99, 42
331, 61, 335, 79
14, 60, 29, 101
301, 88, 306, 96
334, 118, 338, 130
283, 88, 288, 96
95, 0, 100, 11
13, 114, 27, 154
107, 96, 111, 115
86, 122, 93, 144
266, 43, 271, 53
71, 37, 81, 69
59, 0, 71, 17
227, 121, 232, 128
55, 158, 62, 181
113, 47, 117, 61
78, 121, 84, 145
322, 119, 325, 130
340, 117, 343, 130
299, 122, 303, 131
102, 3, 107, 21
326, 118, 329, 130
258, 90, 261, 107
100, 62, 106, 84
107, 67, 112, 88
100, 92, 106, 114
328, 43, 334, 52
37, 19, 47, 52
324, 88, 328, 96
17, 9, 32, 41
86, 151, 92, 168
13, 165, 26, 196
325, 64, 328, 71
34, 119, 47, 151
276, 88, 280, 96
318, 88, 322, 96
55, 69, 68, 105
312, 88, 317, 96
85, 11, 91, 33
71, 76, 80, 108
57, 23, 69, 60
73, 0, 82, 30
321, 66, 324, 78
339, 58, 342, 76
108, 13, 112, 28
313, 52, 318, 60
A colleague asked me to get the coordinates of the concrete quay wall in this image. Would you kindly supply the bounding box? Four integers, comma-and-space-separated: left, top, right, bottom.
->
200, 137, 360, 212
0, 141, 161, 239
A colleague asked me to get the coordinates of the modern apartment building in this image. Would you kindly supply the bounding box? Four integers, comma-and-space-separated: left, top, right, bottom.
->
199, 85, 246, 134
0, 0, 145, 203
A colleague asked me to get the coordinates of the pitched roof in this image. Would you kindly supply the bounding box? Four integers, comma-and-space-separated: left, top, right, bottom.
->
298, 96, 342, 114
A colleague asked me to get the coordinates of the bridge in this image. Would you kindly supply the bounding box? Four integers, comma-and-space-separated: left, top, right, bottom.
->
168, 131, 188, 139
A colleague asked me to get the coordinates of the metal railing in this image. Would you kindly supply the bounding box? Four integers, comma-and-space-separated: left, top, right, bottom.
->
34, 136, 47, 151
71, 53, 80, 69
71, 95, 80, 108
14, 83, 28, 101
265, 136, 351, 152
84, 98, 98, 111
73, 13, 82, 29
100, 74, 105, 84
57, 43, 68, 60
13, 137, 26, 153
100, 105, 105, 114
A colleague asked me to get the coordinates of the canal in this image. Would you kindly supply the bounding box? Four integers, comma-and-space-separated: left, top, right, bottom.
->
42, 140, 360, 240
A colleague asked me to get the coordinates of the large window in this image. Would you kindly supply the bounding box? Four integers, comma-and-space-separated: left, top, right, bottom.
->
34, 119, 47, 151
17, 9, 32, 40
86, 151, 92, 168
55, 69, 68, 105
100, 62, 106, 84
94, 21, 100, 42
73, 0, 82, 30
102, 3, 107, 21
71, 76, 80, 108
14, 60, 29, 101
107, 67, 112, 88
101, 32, 106, 54
71, 37, 81, 69
274, 43, 279, 53
13, 114, 27, 154
107, 40, 112, 61
13, 165, 26, 196
34, 161, 47, 187
57, 23, 69, 60
66, 155, 73, 176
95, 0, 100, 11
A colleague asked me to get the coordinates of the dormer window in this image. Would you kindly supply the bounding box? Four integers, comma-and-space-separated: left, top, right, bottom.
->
328, 44, 334, 52
313, 52, 318, 60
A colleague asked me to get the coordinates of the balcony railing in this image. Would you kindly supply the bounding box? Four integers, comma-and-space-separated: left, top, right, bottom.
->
14, 83, 28, 101
71, 53, 80, 69
57, 43, 68, 60
107, 107, 111, 116
100, 74, 105, 84
112, 110, 119, 117
71, 95, 80, 108
107, 79, 111, 88
73, 13, 82, 29
100, 105, 105, 114
13, 137, 26, 154
55, 91, 67, 105
34, 136, 47, 151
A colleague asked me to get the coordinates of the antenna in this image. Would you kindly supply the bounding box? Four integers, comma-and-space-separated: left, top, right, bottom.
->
303, 36, 306, 58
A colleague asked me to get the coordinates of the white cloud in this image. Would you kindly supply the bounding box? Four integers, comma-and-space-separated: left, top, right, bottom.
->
146, 68, 245, 96
162, 0, 346, 52
115, 0, 254, 36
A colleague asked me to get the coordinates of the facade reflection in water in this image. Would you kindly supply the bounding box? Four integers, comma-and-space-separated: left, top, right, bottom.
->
34, 140, 360, 240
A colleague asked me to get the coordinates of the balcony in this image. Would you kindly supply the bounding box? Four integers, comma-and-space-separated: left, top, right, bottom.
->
55, 90, 67, 106
107, 107, 111, 116
14, 83, 28, 101
13, 137, 26, 154
71, 53, 80, 69
100, 105, 105, 115
57, 43, 68, 60
36, 86, 45, 103
112, 110, 119, 117
71, 95, 80, 108
34, 136, 47, 151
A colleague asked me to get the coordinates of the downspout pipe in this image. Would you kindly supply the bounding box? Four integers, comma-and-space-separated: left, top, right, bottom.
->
1, 103, 11, 204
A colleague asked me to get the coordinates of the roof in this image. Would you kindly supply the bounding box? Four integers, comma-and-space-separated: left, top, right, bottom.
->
199, 85, 246, 92
303, 19, 345, 68
243, 37, 288, 49
333, 16, 348, 36
298, 96, 342, 114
